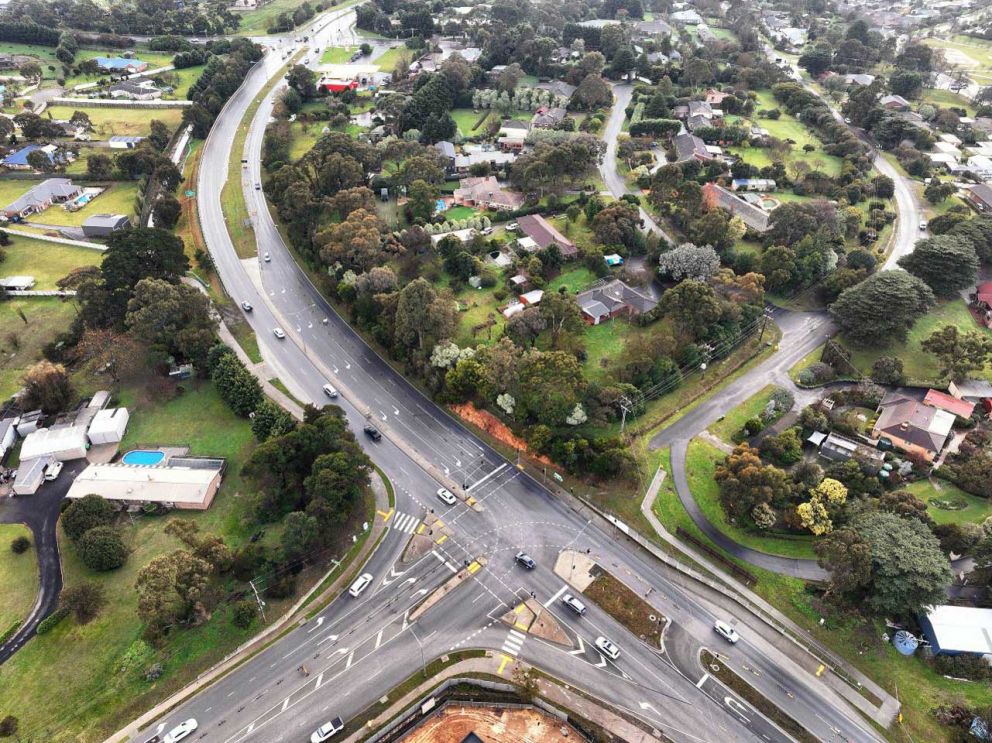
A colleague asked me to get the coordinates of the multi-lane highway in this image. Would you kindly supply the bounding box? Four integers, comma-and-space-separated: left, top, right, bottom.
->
131, 12, 892, 741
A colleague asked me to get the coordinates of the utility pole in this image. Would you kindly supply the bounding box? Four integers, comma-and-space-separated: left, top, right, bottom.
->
758, 309, 772, 344
619, 394, 634, 433
249, 579, 267, 621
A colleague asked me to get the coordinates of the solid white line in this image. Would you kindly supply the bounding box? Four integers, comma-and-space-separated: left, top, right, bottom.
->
430, 550, 447, 564
315, 672, 324, 689
247, 723, 254, 734
544, 585, 568, 608
345, 651, 354, 670
696, 673, 710, 688
281, 698, 289, 712
465, 462, 508, 492
444, 561, 458, 573
374, 629, 384, 650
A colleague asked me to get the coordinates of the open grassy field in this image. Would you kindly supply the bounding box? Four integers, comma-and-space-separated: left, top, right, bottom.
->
373, 46, 407, 74
450, 107, 487, 137
904, 478, 992, 526
0, 524, 38, 638
321, 46, 357, 64
25, 182, 139, 228
922, 34, 992, 87
708, 384, 776, 443
0, 297, 78, 399
158, 65, 205, 99
546, 266, 597, 294
846, 299, 992, 383
45, 106, 183, 138
0, 235, 101, 288
920, 88, 976, 116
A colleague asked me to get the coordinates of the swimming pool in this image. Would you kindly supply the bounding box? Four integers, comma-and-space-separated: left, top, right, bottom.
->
122, 449, 165, 466
435, 199, 446, 213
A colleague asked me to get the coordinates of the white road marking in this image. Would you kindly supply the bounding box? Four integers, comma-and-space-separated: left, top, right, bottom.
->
374, 629, 384, 650
465, 463, 508, 492
696, 673, 710, 689
544, 585, 568, 608
568, 636, 586, 655
281, 698, 289, 712
315, 672, 324, 689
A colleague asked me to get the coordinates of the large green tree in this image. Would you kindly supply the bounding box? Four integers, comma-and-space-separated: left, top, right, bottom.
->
394, 278, 456, 353
100, 228, 189, 325
62, 494, 115, 542
659, 279, 721, 342
829, 271, 935, 347
921, 325, 992, 382
125, 278, 217, 368
897, 235, 979, 297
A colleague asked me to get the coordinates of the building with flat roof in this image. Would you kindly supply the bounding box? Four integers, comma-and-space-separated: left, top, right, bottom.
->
919, 605, 992, 656
82, 213, 131, 238
67, 462, 223, 510
12, 456, 52, 495
20, 425, 88, 462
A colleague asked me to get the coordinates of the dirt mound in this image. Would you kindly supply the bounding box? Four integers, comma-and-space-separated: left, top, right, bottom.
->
449, 403, 551, 465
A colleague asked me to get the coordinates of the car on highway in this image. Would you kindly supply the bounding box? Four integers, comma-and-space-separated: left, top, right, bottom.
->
348, 572, 373, 597
323, 383, 339, 398
714, 620, 740, 644
514, 551, 536, 569
163, 719, 198, 743
254, 182, 261, 190
436, 487, 456, 505
363, 425, 382, 442
595, 635, 620, 660
561, 593, 586, 615
273, 327, 286, 339
241, 300, 253, 312
310, 717, 344, 742
919, 221, 928, 231
263, 252, 271, 262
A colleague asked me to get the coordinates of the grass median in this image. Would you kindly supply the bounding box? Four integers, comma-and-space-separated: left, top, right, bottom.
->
584, 569, 665, 646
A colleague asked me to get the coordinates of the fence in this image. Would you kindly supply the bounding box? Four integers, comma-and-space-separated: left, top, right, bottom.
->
50, 97, 193, 109
676, 526, 758, 585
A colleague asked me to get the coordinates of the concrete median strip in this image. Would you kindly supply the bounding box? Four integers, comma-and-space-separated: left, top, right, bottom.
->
408, 556, 487, 622
499, 598, 572, 647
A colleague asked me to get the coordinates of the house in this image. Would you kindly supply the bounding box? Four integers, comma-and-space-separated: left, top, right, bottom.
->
923, 389, 975, 420
531, 106, 567, 129
704, 89, 731, 105
880, 94, 911, 111
19, 425, 89, 462
933, 142, 962, 158
1, 178, 81, 219
576, 279, 659, 325
966, 155, 992, 181
776, 27, 807, 48
696, 24, 717, 43
646, 52, 669, 65
509, 273, 529, 291
927, 153, 960, 172
516, 214, 577, 258
0, 275, 35, 291
453, 148, 518, 173
687, 114, 714, 133
109, 80, 162, 100
318, 77, 360, 94
87, 407, 130, 445
702, 182, 771, 232
516, 236, 539, 253
452, 176, 523, 211
636, 19, 673, 37
871, 391, 956, 462
972, 280, 992, 327
66, 461, 224, 510
732, 178, 776, 192
535, 80, 576, 99
93, 56, 148, 74
14, 410, 43, 436
673, 133, 712, 163
434, 140, 456, 171
919, 605, 992, 656
108, 135, 144, 150
82, 213, 131, 238
844, 73, 875, 86
671, 9, 703, 24
430, 228, 476, 246
2, 144, 70, 171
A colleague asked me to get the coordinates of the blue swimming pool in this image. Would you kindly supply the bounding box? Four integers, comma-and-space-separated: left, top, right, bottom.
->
122, 449, 165, 466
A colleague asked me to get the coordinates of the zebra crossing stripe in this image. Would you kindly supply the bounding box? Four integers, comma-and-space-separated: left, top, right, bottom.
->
391, 512, 420, 534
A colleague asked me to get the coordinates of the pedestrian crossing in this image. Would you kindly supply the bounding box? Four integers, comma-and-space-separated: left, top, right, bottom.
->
390, 511, 421, 534
501, 628, 526, 657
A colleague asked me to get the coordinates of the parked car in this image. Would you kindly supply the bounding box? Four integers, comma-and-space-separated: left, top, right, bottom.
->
595, 635, 620, 660
163, 719, 197, 743
363, 425, 382, 442
273, 327, 286, 339
310, 718, 344, 743
322, 383, 338, 398
348, 573, 373, 598
254, 182, 261, 190
514, 551, 536, 569
436, 487, 456, 505
43, 461, 63, 481
561, 594, 586, 615
713, 620, 740, 644
241, 300, 253, 312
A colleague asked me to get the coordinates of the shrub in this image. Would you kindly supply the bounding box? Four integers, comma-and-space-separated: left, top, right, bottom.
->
0, 715, 17, 738
76, 526, 128, 571
931, 653, 992, 682
871, 356, 904, 385
231, 600, 256, 629
0, 621, 20, 644
798, 362, 836, 386
35, 605, 69, 634
10, 535, 30, 554
62, 494, 115, 542
62, 582, 106, 624
743, 417, 764, 436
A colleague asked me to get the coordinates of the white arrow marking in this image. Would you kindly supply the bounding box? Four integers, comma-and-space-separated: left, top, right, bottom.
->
443, 466, 449, 476
414, 588, 428, 597
380, 411, 387, 421
594, 652, 607, 669
568, 637, 586, 656
639, 701, 659, 714
317, 634, 339, 645
454, 458, 461, 467
155, 724, 165, 735
402, 610, 410, 631
307, 617, 324, 633
392, 407, 399, 416
724, 697, 751, 724
404, 577, 416, 585
332, 366, 338, 373
345, 362, 351, 369
374, 629, 384, 649
315, 672, 324, 689
345, 651, 354, 670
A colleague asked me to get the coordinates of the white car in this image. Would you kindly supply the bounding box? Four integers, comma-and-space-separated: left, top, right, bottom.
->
163, 719, 197, 743
714, 620, 740, 644
273, 327, 286, 339
561, 593, 586, 615
348, 572, 373, 597
322, 383, 338, 398
241, 300, 253, 312
310, 717, 343, 742
436, 487, 456, 505
919, 221, 928, 231
43, 461, 63, 481
263, 252, 271, 262
595, 635, 620, 660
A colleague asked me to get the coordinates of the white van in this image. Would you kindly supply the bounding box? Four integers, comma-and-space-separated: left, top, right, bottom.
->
348, 573, 373, 598
43, 461, 63, 481
322, 384, 338, 398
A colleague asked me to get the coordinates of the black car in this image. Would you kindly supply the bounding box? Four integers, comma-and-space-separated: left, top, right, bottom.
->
363, 425, 382, 442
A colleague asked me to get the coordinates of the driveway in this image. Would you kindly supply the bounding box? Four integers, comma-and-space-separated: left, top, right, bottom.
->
0, 459, 85, 665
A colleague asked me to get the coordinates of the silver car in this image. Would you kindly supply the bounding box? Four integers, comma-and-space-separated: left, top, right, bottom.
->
714, 620, 740, 644
163, 719, 197, 743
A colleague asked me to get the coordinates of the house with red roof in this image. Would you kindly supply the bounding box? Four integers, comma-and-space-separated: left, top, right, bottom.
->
971, 281, 992, 328
923, 389, 975, 420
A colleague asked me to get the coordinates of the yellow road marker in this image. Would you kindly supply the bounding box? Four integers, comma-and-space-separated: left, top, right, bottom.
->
514, 603, 525, 615
815, 664, 825, 677
416, 524, 425, 535
377, 508, 394, 522
467, 560, 481, 574
515, 622, 529, 631
497, 654, 511, 675
436, 534, 448, 545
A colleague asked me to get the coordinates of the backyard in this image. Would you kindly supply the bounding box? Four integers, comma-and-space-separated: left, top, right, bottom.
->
0, 524, 38, 640
44, 106, 184, 138
0, 297, 78, 399
24, 182, 140, 228
904, 478, 992, 526
0, 235, 101, 288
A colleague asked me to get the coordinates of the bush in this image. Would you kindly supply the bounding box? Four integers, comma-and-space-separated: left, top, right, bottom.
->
931, 653, 992, 682
76, 526, 128, 571
0, 715, 17, 738
62, 494, 115, 542
35, 605, 69, 634
10, 535, 30, 554
0, 621, 20, 644
798, 362, 836, 386
871, 356, 904, 385
62, 582, 106, 624
743, 417, 764, 436
231, 600, 256, 629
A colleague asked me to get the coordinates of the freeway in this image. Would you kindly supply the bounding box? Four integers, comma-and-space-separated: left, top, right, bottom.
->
132, 13, 889, 741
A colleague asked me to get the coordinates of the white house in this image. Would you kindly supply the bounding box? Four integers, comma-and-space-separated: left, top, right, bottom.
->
87, 407, 129, 445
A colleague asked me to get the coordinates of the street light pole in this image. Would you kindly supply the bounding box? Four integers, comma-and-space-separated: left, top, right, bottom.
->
409, 624, 427, 677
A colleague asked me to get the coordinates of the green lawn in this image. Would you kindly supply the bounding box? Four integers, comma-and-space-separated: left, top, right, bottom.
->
0, 235, 101, 289
904, 479, 992, 526
685, 438, 817, 559
546, 266, 597, 294
374, 46, 407, 74
0, 297, 78, 400
64, 50, 175, 89
321, 46, 357, 64
450, 107, 487, 137
846, 299, 992, 383
45, 106, 183, 138
454, 283, 503, 347
0, 524, 38, 639
440, 205, 475, 221
788, 343, 825, 383
919, 88, 976, 116
25, 182, 139, 228
708, 384, 777, 443
158, 65, 205, 99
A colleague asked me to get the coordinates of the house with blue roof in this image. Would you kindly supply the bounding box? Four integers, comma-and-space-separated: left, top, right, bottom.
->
2, 143, 72, 171
93, 56, 148, 74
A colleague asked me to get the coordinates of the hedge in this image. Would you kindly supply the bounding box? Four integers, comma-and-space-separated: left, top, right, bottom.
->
35, 606, 69, 635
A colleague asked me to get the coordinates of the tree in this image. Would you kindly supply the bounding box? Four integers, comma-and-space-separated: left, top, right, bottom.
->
21, 360, 74, 414
317, 208, 385, 272
879, 490, 932, 524
660, 280, 721, 342
62, 494, 115, 542
281, 511, 319, 562
799, 44, 832, 76
921, 325, 992, 382
76, 328, 146, 386
658, 243, 720, 282
497, 62, 524, 92
715, 444, 791, 520
286, 64, 317, 99
27, 148, 54, 173
394, 278, 456, 353
135, 549, 213, 630
231, 600, 255, 629
153, 194, 182, 229
514, 349, 585, 425
251, 399, 297, 442
870, 356, 904, 385
212, 353, 263, 417
125, 278, 217, 368
506, 308, 546, 347
62, 581, 106, 624
10, 535, 30, 554
100, 228, 189, 324
591, 202, 641, 248
570, 74, 612, 110
77, 525, 128, 572
815, 528, 872, 603
888, 70, 922, 98
759, 428, 803, 465
830, 271, 935, 347
538, 292, 584, 349
406, 179, 436, 223
897, 235, 978, 297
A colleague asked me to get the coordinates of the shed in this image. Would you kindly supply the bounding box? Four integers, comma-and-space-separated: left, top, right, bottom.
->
87, 407, 129, 445
81, 213, 131, 238
806, 431, 827, 447
14, 410, 43, 436
12, 456, 52, 495
108, 136, 144, 150
0, 276, 36, 291
919, 605, 992, 656
20, 425, 88, 462
604, 253, 624, 267
519, 289, 544, 306
0, 417, 16, 462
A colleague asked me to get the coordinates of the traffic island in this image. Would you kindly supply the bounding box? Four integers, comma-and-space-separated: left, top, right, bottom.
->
400, 511, 453, 564
409, 557, 486, 622
499, 598, 572, 647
